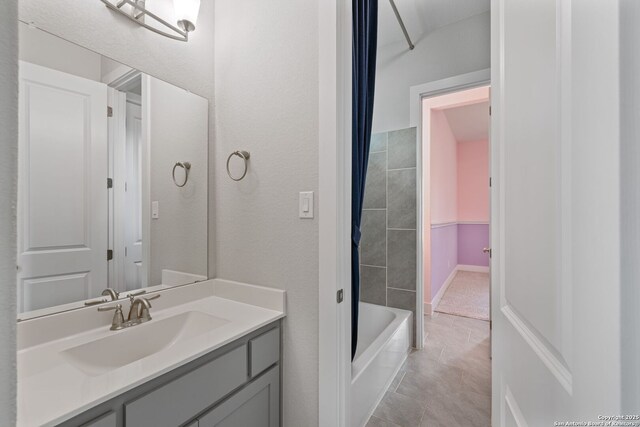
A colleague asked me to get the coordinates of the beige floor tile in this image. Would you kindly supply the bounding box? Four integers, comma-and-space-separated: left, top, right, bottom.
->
389, 369, 406, 392
365, 415, 403, 427
372, 391, 427, 426
367, 308, 491, 427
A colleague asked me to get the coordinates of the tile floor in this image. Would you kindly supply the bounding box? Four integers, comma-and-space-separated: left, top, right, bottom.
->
366, 312, 491, 427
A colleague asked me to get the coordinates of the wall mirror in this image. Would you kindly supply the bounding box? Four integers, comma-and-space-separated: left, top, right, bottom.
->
17, 22, 209, 320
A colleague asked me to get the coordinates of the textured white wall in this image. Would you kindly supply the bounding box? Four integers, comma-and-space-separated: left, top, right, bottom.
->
0, 1, 17, 425
213, 0, 319, 424
19, 0, 217, 278
373, 11, 490, 133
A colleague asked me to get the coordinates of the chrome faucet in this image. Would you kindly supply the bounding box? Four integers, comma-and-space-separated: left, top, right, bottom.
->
102, 288, 120, 301
85, 288, 147, 306
128, 295, 160, 323
97, 294, 160, 330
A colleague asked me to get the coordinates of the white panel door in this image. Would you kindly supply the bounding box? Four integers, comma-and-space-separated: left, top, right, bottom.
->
18, 61, 108, 313
491, 0, 621, 425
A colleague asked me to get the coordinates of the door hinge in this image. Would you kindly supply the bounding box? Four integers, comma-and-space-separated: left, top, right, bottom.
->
107, 249, 113, 261
107, 106, 113, 117
489, 105, 492, 116
337, 289, 344, 304
107, 178, 113, 189
489, 177, 492, 187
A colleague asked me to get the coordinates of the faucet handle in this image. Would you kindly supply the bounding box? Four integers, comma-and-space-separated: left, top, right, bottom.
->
84, 298, 108, 306
98, 303, 125, 330
145, 294, 161, 303
97, 303, 120, 311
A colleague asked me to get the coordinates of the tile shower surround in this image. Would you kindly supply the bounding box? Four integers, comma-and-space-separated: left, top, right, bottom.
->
360, 128, 418, 344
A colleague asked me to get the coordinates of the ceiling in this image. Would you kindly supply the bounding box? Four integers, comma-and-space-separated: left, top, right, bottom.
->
377, 0, 490, 48
442, 101, 490, 142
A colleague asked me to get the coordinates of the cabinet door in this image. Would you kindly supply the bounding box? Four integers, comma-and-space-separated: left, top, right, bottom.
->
125, 345, 247, 427
198, 367, 279, 427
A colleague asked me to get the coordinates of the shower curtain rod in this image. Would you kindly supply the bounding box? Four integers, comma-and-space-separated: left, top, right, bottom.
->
388, 0, 415, 50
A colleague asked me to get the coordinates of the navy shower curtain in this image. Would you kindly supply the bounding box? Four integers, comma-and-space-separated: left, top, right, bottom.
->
352, 0, 378, 359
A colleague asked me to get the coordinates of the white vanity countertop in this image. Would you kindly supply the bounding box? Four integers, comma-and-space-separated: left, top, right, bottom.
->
17, 279, 286, 427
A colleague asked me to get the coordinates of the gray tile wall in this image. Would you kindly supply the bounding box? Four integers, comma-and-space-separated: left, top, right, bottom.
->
360, 127, 417, 345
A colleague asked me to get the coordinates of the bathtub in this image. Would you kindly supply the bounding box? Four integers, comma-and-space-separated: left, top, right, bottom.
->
351, 303, 413, 427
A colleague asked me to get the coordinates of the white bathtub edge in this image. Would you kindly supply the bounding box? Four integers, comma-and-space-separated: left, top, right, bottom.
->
351, 305, 413, 427
352, 306, 412, 382
357, 346, 411, 427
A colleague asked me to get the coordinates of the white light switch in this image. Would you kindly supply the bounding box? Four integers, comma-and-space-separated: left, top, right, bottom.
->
152, 201, 159, 219
299, 191, 314, 219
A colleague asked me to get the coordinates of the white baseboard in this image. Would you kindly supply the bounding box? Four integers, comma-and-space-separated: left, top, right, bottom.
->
427, 267, 458, 315
425, 264, 490, 316
457, 264, 490, 273
424, 302, 433, 316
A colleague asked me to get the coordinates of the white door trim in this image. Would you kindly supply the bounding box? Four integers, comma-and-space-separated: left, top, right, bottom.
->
109, 72, 145, 291
107, 87, 127, 292
318, 0, 351, 426
318, 7, 491, 424
409, 69, 490, 350
140, 75, 151, 288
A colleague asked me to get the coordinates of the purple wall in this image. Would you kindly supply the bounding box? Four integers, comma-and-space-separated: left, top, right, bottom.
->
457, 223, 490, 267
430, 223, 490, 300
430, 224, 458, 298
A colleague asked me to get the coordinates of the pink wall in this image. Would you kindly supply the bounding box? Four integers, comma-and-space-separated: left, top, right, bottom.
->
457, 139, 489, 222
430, 110, 458, 224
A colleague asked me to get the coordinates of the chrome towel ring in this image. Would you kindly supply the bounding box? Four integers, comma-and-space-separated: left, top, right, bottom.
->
172, 161, 191, 187
226, 150, 250, 181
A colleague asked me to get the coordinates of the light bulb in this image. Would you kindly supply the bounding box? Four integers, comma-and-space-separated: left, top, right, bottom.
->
174, 0, 200, 32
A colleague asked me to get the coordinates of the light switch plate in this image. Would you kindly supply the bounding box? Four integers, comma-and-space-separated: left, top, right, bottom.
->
299, 191, 314, 219
152, 201, 159, 219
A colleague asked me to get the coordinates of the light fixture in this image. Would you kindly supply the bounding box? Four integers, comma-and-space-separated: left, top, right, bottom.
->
174, 0, 201, 33
101, 0, 201, 42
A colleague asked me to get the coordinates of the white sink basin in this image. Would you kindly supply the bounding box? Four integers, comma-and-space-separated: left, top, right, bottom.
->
61, 311, 228, 376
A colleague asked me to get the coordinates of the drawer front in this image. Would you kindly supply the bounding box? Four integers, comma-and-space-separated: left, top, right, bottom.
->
125, 345, 247, 427
198, 366, 280, 427
81, 411, 116, 427
249, 328, 280, 378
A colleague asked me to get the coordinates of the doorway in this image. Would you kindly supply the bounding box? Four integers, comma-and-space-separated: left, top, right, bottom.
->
360, 74, 493, 426
359, 74, 494, 426
423, 86, 491, 322
108, 70, 147, 293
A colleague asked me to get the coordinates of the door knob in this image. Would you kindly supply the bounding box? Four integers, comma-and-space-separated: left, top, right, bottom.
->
483, 247, 491, 254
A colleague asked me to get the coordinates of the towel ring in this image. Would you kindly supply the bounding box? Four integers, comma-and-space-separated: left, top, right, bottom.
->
172, 161, 191, 187
226, 150, 250, 181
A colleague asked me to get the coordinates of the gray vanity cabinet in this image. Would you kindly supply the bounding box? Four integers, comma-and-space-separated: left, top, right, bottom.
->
58, 322, 281, 427
197, 366, 279, 427
124, 345, 248, 427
